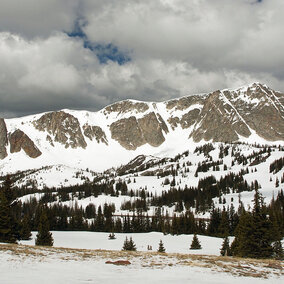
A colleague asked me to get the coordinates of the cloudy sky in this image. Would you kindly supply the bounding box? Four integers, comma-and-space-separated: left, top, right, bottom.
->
0, 0, 283, 117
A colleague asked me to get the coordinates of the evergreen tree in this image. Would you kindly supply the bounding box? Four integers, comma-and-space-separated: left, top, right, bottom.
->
272, 240, 284, 260
157, 239, 166, 253
122, 236, 136, 251
218, 210, 230, 237
190, 234, 201, 249
231, 190, 274, 258
95, 205, 105, 232
35, 210, 53, 246
0, 190, 16, 243
3, 175, 14, 205
20, 215, 32, 240
220, 236, 231, 256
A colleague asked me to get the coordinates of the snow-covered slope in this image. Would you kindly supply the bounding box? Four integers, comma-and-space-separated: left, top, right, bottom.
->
15, 142, 284, 220
0, 82, 283, 175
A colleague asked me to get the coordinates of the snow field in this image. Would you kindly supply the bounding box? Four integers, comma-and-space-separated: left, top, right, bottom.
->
20, 231, 228, 255
1, 230, 282, 284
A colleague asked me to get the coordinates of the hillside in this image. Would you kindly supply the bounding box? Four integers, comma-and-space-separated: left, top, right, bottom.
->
0, 82, 283, 175
0, 82, 284, 261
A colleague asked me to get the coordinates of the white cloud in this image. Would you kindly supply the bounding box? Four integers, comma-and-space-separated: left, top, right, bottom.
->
0, 0, 78, 38
0, 0, 284, 117
84, 0, 284, 74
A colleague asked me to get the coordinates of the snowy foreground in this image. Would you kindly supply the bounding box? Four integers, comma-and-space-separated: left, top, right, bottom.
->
21, 231, 228, 255
0, 231, 283, 284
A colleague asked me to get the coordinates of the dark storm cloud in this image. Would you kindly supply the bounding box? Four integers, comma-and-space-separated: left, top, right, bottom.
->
0, 0, 283, 118
0, 0, 79, 38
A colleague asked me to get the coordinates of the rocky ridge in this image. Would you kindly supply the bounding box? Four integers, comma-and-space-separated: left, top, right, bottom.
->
0, 118, 8, 159
9, 129, 42, 158
0, 83, 283, 164
33, 111, 87, 149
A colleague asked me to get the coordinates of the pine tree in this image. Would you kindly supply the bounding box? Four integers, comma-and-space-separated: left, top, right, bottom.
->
0, 176, 18, 243
272, 240, 284, 260
128, 237, 136, 251
220, 236, 231, 256
231, 190, 274, 258
0, 190, 16, 243
190, 234, 201, 249
218, 210, 230, 237
157, 239, 166, 253
20, 215, 32, 240
122, 236, 136, 251
35, 210, 53, 246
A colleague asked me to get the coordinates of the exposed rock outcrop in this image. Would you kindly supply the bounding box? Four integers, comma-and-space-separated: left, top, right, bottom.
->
9, 129, 42, 158
2, 82, 283, 161
166, 95, 207, 111
0, 118, 8, 159
110, 112, 168, 150
110, 116, 145, 150
223, 84, 284, 141
34, 111, 87, 149
83, 124, 108, 145
105, 260, 131, 265
104, 100, 149, 115
190, 91, 251, 142
137, 112, 167, 147
168, 109, 201, 130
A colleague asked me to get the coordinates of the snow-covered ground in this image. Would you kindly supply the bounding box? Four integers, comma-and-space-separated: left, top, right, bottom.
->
1, 231, 283, 284
20, 231, 227, 255
15, 143, 284, 219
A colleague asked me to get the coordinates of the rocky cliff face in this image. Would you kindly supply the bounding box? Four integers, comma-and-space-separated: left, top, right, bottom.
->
9, 129, 42, 158
224, 84, 284, 141
110, 112, 168, 150
189, 84, 284, 142
0, 118, 8, 159
2, 83, 284, 163
34, 111, 87, 149
83, 124, 108, 145
190, 90, 251, 142
104, 100, 149, 115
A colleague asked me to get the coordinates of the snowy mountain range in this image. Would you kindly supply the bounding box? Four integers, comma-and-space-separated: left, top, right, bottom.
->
0, 82, 283, 177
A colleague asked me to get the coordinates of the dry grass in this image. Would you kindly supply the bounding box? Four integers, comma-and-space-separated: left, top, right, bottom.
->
0, 243, 283, 279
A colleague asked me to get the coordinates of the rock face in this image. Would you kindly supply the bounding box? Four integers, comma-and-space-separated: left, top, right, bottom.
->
110, 116, 145, 150
104, 100, 149, 115
110, 112, 168, 150
224, 84, 284, 141
190, 91, 251, 142
83, 124, 108, 145
190, 83, 284, 142
168, 109, 201, 130
2, 83, 284, 161
138, 112, 168, 147
34, 111, 87, 149
166, 95, 206, 111
0, 118, 8, 159
9, 129, 42, 158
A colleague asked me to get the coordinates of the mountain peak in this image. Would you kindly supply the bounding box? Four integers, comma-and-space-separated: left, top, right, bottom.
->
1, 83, 283, 173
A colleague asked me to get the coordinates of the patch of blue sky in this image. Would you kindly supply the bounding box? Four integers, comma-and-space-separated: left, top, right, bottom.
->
67, 18, 130, 65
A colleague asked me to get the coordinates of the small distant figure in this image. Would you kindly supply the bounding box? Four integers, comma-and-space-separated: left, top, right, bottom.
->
108, 232, 116, 240
147, 245, 152, 251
